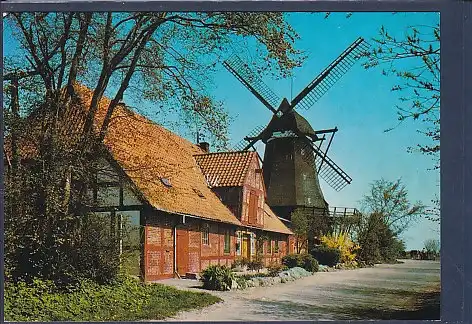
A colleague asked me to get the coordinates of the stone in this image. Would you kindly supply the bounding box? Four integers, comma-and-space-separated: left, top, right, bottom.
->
231, 279, 239, 290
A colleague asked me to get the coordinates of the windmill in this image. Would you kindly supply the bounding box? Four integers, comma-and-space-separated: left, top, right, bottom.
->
223, 37, 369, 225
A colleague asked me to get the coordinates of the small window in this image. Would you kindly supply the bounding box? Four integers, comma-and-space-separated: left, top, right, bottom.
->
160, 177, 172, 187
236, 231, 242, 255
224, 230, 230, 253
274, 239, 279, 253
202, 225, 209, 245
193, 188, 205, 198
268, 240, 272, 254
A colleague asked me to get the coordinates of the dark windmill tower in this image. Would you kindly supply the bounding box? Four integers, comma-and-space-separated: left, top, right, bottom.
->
223, 37, 369, 239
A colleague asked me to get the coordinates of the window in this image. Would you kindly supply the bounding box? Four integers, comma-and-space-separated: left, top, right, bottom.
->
160, 177, 172, 187
193, 188, 205, 198
274, 239, 279, 253
236, 231, 242, 255
268, 240, 272, 254
250, 233, 256, 256
224, 230, 231, 253
202, 224, 209, 245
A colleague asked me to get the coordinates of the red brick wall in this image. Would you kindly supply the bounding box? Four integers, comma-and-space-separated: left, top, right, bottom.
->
143, 213, 237, 281
259, 233, 289, 266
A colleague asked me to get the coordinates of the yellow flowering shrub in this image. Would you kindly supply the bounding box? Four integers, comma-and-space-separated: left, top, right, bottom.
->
320, 232, 360, 263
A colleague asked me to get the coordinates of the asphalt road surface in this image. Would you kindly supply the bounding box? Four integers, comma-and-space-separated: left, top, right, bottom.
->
165, 259, 440, 321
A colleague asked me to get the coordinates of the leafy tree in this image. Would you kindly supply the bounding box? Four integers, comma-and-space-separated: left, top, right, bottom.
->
3, 12, 303, 284
290, 209, 309, 253
360, 178, 426, 235
355, 178, 420, 264
356, 213, 406, 264
290, 208, 332, 253
424, 238, 440, 255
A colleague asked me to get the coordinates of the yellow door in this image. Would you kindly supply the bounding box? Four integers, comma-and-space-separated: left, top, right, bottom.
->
242, 235, 250, 259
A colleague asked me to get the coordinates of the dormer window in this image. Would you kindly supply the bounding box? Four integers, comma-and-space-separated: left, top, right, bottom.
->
160, 177, 172, 187
193, 188, 205, 198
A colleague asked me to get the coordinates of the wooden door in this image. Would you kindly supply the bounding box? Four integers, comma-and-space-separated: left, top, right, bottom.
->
176, 227, 189, 276
242, 234, 251, 259
248, 191, 258, 225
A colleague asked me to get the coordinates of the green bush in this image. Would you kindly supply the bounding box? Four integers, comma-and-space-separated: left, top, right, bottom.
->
231, 258, 249, 269
281, 254, 300, 268
235, 276, 248, 289
247, 256, 264, 272
311, 246, 341, 267
200, 265, 235, 291
4, 276, 221, 321
301, 254, 319, 272
357, 213, 406, 264
282, 253, 319, 272
267, 263, 288, 276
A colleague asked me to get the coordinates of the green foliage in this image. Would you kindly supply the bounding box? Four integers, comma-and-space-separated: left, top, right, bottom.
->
282, 253, 319, 272
290, 208, 332, 252
237, 272, 273, 280
311, 246, 341, 267
356, 213, 406, 264
5, 12, 304, 149
231, 257, 249, 269
282, 254, 300, 269
267, 263, 288, 276
360, 178, 425, 235
301, 254, 319, 272
120, 249, 141, 277
200, 265, 235, 291
247, 255, 264, 272
235, 276, 248, 289
4, 276, 221, 321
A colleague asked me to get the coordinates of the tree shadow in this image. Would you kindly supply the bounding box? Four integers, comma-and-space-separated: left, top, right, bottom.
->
250, 287, 440, 320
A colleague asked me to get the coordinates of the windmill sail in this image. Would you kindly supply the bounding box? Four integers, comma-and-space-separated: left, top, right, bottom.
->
232, 124, 266, 151
300, 140, 352, 191
291, 37, 369, 111
223, 54, 280, 113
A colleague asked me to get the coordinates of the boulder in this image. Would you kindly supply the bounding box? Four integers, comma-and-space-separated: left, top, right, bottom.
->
231, 279, 239, 290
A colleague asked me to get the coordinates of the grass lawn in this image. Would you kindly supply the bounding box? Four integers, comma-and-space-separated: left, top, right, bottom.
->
4, 276, 221, 321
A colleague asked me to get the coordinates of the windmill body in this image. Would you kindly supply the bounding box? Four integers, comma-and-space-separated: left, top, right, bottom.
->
223, 37, 369, 229
261, 109, 328, 221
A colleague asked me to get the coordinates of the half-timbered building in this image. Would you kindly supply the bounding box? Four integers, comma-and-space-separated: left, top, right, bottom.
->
4, 84, 295, 281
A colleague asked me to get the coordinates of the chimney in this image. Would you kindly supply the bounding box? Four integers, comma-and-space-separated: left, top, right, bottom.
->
198, 142, 210, 153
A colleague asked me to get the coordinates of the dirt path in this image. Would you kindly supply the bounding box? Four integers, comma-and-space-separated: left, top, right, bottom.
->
166, 259, 440, 321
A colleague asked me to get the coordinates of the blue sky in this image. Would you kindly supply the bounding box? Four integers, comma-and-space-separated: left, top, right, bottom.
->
3, 12, 440, 250
209, 12, 440, 250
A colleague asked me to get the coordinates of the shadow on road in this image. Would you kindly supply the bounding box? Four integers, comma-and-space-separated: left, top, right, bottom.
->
251, 285, 440, 320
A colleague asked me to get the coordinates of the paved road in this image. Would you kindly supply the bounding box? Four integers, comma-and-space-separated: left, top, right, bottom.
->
166, 259, 440, 321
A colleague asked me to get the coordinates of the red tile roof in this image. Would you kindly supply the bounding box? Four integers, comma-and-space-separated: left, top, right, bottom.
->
80, 86, 244, 225
263, 203, 293, 235
194, 151, 258, 187
6, 84, 242, 226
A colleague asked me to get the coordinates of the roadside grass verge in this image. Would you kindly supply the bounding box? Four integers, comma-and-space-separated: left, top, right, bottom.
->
4, 276, 221, 321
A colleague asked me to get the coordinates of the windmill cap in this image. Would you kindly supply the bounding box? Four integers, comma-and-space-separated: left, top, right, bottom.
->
263, 109, 316, 140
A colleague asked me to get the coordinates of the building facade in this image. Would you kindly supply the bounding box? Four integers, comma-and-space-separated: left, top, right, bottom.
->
5, 84, 296, 281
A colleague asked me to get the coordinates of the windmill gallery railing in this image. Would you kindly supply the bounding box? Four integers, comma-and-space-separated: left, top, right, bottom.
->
328, 207, 361, 236
305, 206, 361, 237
